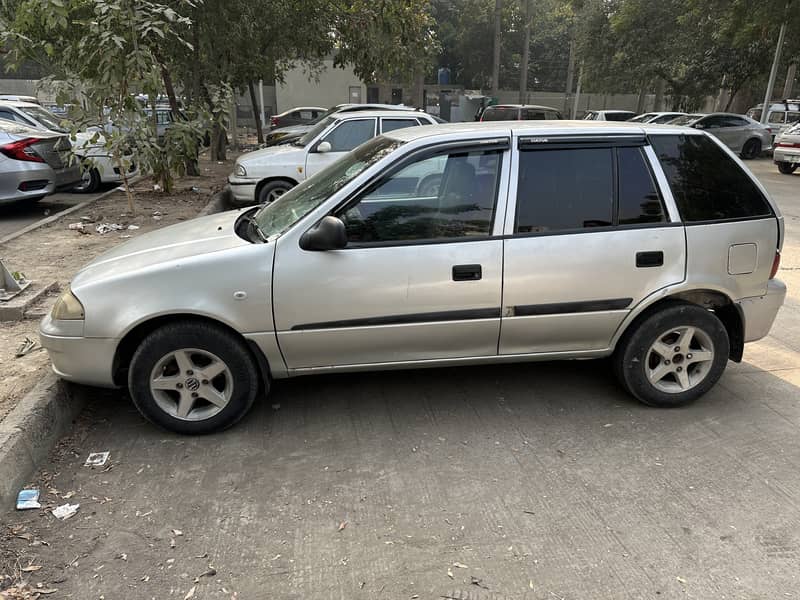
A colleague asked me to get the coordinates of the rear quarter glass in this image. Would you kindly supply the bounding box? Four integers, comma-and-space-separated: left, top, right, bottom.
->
648, 134, 773, 222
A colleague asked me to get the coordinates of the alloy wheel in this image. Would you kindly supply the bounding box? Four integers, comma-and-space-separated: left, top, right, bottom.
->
645, 326, 715, 393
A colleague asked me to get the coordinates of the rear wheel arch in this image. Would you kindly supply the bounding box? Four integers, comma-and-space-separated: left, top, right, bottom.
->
113, 314, 272, 390
614, 290, 744, 362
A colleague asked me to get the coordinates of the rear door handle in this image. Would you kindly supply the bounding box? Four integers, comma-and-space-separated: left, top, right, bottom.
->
452, 264, 482, 281
636, 251, 664, 268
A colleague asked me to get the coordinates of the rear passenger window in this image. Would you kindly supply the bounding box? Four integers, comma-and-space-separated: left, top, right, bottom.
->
381, 119, 420, 133
515, 148, 613, 233
522, 109, 546, 120
650, 134, 773, 222
617, 147, 666, 224
483, 107, 518, 121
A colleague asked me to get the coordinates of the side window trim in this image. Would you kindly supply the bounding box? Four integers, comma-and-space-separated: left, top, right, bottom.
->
503, 140, 678, 237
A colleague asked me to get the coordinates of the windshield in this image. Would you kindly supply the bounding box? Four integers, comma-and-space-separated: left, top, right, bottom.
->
296, 115, 337, 147
253, 136, 402, 238
668, 114, 703, 126
19, 105, 69, 133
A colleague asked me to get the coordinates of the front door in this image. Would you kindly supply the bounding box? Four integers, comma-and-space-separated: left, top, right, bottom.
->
499, 139, 686, 355
304, 117, 376, 179
273, 141, 510, 369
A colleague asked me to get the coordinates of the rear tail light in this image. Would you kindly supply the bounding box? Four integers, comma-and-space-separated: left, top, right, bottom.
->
0, 138, 45, 163
776, 141, 800, 148
770, 251, 781, 279
270, 116, 279, 127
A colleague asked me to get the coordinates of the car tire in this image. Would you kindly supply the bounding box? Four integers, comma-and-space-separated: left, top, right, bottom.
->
128, 321, 261, 434
740, 138, 761, 160
74, 168, 101, 193
613, 303, 729, 408
257, 180, 293, 205
777, 162, 798, 175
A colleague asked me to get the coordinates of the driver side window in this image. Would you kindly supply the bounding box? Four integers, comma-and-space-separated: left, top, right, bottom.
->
321, 119, 375, 152
338, 148, 503, 244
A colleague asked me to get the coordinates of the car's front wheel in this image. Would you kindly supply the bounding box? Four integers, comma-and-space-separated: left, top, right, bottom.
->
257, 180, 293, 204
740, 138, 762, 159
128, 321, 261, 434
614, 303, 729, 408
777, 161, 798, 175
74, 168, 101, 193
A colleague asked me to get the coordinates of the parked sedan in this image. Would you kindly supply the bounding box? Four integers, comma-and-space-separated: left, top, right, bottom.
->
774, 122, 800, 174
668, 113, 772, 159
0, 120, 81, 205
480, 104, 563, 121
40, 121, 785, 434
628, 112, 687, 124
269, 106, 326, 130
265, 103, 425, 146
583, 110, 636, 121
229, 109, 438, 205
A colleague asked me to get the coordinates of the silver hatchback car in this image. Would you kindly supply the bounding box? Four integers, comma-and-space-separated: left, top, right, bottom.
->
41, 122, 786, 434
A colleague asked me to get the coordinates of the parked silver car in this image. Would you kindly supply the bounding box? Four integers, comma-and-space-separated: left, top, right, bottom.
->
0, 119, 81, 205
583, 110, 636, 121
628, 112, 687, 124
774, 122, 800, 174
668, 113, 772, 159
41, 122, 786, 434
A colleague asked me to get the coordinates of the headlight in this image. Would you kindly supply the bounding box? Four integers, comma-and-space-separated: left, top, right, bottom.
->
51, 286, 85, 320
235, 163, 247, 177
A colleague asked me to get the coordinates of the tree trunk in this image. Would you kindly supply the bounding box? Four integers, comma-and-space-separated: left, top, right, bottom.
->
230, 97, 238, 152
248, 80, 264, 144
653, 78, 665, 111
412, 69, 425, 109
518, 0, 532, 105
564, 37, 576, 117
783, 62, 797, 99
160, 64, 180, 116
636, 83, 647, 114
491, 0, 503, 96
211, 122, 226, 162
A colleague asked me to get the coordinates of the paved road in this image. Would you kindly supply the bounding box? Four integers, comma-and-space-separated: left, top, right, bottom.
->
3, 159, 800, 599
0, 187, 112, 239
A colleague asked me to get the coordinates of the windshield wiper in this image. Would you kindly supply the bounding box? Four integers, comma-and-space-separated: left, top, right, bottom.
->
243, 215, 268, 243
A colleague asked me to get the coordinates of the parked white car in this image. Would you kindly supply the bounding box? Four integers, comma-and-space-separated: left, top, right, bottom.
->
0, 100, 138, 192
774, 122, 800, 174
228, 110, 438, 205
583, 110, 636, 121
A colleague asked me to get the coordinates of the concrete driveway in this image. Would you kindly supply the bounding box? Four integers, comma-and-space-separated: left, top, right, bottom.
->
3, 159, 800, 599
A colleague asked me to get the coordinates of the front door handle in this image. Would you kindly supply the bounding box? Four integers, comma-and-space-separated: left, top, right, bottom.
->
453, 264, 482, 281
636, 251, 664, 268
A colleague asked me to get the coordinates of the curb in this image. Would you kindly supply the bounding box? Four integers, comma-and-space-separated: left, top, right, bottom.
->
0, 375, 87, 508
0, 185, 127, 247
0, 188, 226, 510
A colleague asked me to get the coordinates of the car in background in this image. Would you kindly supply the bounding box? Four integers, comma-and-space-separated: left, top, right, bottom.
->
480, 104, 563, 121
229, 109, 438, 205
0, 119, 81, 205
628, 112, 687, 124
269, 106, 326, 130
667, 113, 772, 159
0, 94, 40, 105
583, 110, 636, 121
265, 103, 426, 146
0, 100, 139, 192
746, 100, 800, 137
774, 122, 800, 174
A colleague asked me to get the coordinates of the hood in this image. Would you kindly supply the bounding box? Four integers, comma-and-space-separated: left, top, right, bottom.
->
237, 143, 305, 167
71, 210, 250, 290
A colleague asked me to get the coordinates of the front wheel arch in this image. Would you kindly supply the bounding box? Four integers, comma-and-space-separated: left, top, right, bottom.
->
113, 314, 271, 392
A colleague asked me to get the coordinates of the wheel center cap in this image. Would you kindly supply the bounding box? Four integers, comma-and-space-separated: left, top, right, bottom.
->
673, 354, 685, 365
185, 377, 200, 391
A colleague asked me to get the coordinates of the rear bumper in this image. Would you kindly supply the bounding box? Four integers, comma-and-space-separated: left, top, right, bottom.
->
39, 314, 118, 387
0, 161, 55, 203
738, 279, 787, 343
774, 147, 800, 164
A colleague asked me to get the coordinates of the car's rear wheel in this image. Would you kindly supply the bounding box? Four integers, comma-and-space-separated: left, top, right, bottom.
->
614, 303, 729, 408
740, 138, 761, 159
74, 168, 101, 193
128, 321, 261, 434
777, 161, 798, 175
257, 180, 293, 205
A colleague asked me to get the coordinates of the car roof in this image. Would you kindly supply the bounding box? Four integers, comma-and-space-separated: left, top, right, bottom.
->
597, 109, 636, 114
0, 117, 55, 137
280, 106, 326, 114
330, 110, 432, 120
0, 100, 39, 109
338, 103, 421, 112
487, 104, 560, 111
384, 120, 703, 143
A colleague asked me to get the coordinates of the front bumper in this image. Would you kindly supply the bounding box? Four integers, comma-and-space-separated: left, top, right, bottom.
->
39, 314, 119, 387
227, 175, 257, 203
738, 279, 787, 343
774, 146, 800, 164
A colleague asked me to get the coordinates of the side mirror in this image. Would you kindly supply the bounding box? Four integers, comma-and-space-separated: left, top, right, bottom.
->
316, 140, 332, 153
299, 216, 347, 251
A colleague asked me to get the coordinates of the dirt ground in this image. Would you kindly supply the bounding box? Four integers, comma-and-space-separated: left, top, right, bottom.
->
0, 156, 235, 422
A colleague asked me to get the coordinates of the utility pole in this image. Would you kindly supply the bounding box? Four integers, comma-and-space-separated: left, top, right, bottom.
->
572, 63, 583, 119
564, 38, 576, 117
519, 0, 532, 104
491, 0, 503, 97
761, 1, 791, 124
783, 62, 797, 99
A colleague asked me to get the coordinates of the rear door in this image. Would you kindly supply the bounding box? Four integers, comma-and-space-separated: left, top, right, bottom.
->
499, 135, 686, 354
304, 117, 377, 178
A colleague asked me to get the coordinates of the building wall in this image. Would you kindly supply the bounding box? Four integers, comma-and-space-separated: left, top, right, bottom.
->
276, 60, 365, 113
